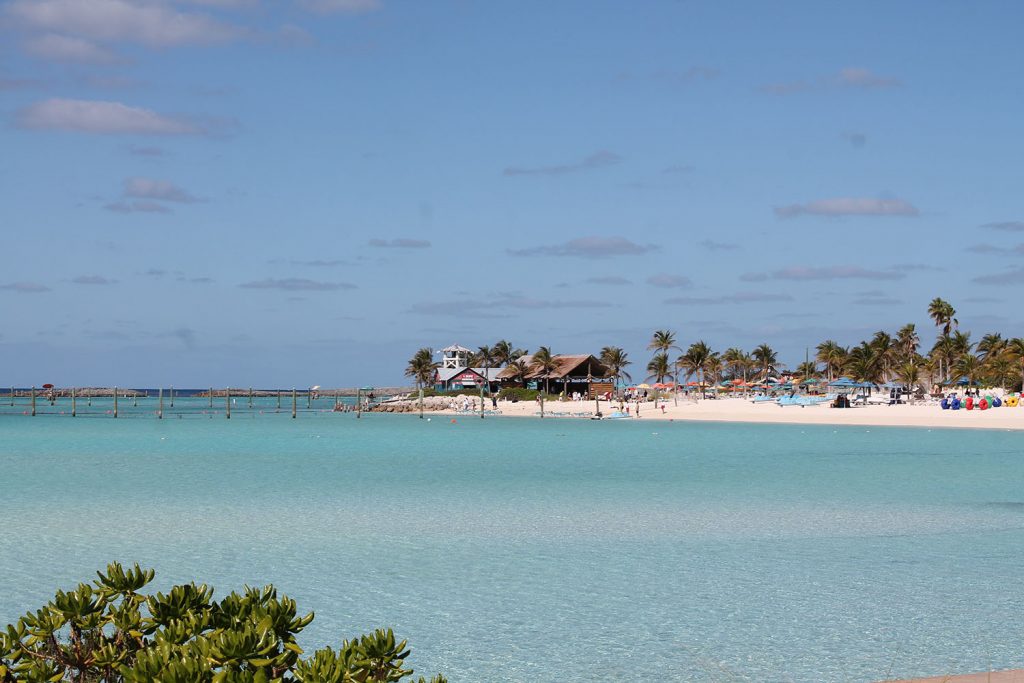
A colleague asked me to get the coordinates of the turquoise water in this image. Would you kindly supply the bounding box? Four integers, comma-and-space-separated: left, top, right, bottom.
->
2, 414, 1024, 682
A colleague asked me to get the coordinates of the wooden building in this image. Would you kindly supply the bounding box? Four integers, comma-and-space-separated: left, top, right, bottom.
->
496, 354, 611, 397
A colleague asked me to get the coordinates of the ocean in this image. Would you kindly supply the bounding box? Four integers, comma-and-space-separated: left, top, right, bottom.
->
2, 412, 1022, 682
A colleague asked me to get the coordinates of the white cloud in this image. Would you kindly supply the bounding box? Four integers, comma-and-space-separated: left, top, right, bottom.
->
6, 0, 239, 48
775, 197, 918, 218
104, 200, 172, 214
71, 275, 117, 285
296, 0, 381, 14
368, 238, 431, 248
0, 282, 51, 293
17, 98, 200, 135
646, 274, 692, 289
24, 33, 119, 63
124, 177, 199, 203
239, 278, 357, 291
742, 266, 905, 281
503, 150, 622, 177
508, 236, 656, 259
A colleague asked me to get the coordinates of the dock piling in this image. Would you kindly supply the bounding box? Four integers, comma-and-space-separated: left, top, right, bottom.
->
291, 388, 296, 419
113, 388, 118, 418
249, 387, 253, 409
158, 388, 164, 419
31, 387, 36, 416
169, 386, 174, 408
71, 388, 76, 417
226, 388, 231, 419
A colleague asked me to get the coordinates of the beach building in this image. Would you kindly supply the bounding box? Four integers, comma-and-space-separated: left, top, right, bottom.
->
432, 344, 502, 392
496, 354, 611, 397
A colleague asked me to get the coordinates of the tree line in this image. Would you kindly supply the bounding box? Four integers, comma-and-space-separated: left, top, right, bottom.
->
405, 298, 1024, 395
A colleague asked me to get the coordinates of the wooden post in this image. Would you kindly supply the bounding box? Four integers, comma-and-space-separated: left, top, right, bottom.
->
307, 390, 312, 410
226, 388, 231, 419
71, 387, 76, 417
540, 393, 544, 418
419, 387, 424, 419
277, 390, 282, 410
9, 387, 13, 407
291, 388, 296, 418
249, 387, 253, 409
113, 387, 118, 418
169, 386, 174, 408
356, 389, 361, 419
133, 392, 137, 407
31, 387, 36, 416
158, 387, 164, 419
209, 388, 213, 408
479, 383, 484, 419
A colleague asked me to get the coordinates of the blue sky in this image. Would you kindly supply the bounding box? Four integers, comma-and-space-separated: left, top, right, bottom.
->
2, 0, 1022, 387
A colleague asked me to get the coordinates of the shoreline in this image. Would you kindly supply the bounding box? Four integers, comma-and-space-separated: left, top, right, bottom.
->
404, 396, 1024, 431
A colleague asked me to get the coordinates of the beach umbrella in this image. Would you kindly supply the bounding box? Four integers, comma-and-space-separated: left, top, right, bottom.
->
636, 383, 651, 389
829, 377, 857, 388
42, 383, 54, 389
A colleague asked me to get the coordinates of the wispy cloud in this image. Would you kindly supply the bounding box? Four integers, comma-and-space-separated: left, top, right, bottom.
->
698, 239, 739, 251
646, 273, 692, 289
17, 98, 201, 135
982, 221, 1024, 232
0, 282, 51, 293
503, 150, 621, 177
71, 275, 116, 285
238, 277, 357, 291
24, 33, 119, 63
841, 131, 867, 148
368, 238, 431, 249
665, 292, 793, 305
296, 0, 381, 14
965, 243, 1024, 255
6, 0, 240, 49
775, 197, 918, 218
104, 200, 171, 214
741, 266, 905, 281
124, 177, 199, 203
585, 276, 632, 286
972, 268, 1024, 285
761, 67, 902, 95
410, 295, 611, 316
290, 259, 351, 267
890, 263, 945, 272
508, 236, 656, 259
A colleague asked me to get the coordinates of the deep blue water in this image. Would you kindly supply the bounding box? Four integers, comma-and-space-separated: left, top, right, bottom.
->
2, 413, 1023, 682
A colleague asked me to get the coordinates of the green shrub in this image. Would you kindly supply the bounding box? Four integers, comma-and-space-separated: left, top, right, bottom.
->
495, 388, 560, 402
0, 562, 446, 683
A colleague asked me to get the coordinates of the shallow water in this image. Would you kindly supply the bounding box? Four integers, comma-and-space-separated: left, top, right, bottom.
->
2, 413, 1023, 682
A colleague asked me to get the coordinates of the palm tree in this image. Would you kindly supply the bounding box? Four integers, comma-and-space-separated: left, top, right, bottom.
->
646, 352, 671, 384
870, 331, 895, 382
475, 345, 496, 395
895, 323, 920, 363
648, 330, 680, 393
404, 348, 439, 393
895, 359, 920, 389
953, 353, 983, 388
815, 340, 847, 383
677, 341, 716, 396
599, 346, 632, 392
847, 342, 883, 384
928, 297, 957, 382
1008, 338, 1024, 392
492, 340, 514, 367
533, 346, 558, 395
505, 358, 529, 387
795, 360, 820, 379
752, 343, 779, 381
928, 297, 958, 337
976, 333, 1006, 361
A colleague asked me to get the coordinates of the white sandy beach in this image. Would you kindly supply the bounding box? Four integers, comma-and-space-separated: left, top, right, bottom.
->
433, 396, 1024, 431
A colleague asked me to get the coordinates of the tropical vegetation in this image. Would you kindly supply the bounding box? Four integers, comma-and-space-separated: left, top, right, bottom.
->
0, 562, 445, 683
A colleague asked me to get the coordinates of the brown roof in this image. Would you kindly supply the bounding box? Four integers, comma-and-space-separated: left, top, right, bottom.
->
496, 354, 608, 380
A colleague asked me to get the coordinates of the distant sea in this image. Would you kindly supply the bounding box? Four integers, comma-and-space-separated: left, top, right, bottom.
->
2, 414, 1022, 682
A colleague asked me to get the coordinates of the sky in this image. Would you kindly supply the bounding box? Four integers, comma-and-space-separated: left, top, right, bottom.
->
1, 0, 1023, 388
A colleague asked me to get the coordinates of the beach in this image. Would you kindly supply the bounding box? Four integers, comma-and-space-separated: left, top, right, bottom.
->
420, 395, 1024, 431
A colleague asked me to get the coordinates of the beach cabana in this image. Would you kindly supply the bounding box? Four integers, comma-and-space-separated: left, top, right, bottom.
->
496, 354, 610, 397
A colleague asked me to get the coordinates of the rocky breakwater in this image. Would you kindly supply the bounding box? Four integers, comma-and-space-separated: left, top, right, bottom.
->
369, 396, 458, 413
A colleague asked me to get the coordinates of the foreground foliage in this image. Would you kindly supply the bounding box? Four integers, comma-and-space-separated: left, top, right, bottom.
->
0, 563, 446, 683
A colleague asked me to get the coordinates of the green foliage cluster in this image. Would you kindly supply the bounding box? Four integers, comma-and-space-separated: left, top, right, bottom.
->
495, 388, 558, 402
0, 563, 445, 683
415, 388, 485, 398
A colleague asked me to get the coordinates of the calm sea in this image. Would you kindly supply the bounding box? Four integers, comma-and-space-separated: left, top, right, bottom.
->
2, 411, 1023, 682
